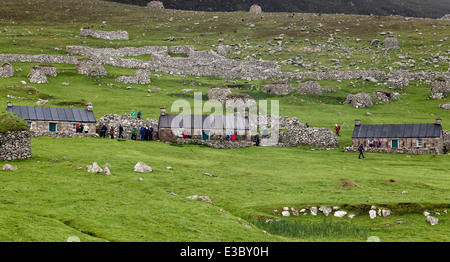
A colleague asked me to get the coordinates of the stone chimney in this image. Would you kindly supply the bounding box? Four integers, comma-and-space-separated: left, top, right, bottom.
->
7, 101, 13, 107
160, 106, 166, 116
86, 103, 93, 111
436, 118, 442, 125
355, 119, 361, 126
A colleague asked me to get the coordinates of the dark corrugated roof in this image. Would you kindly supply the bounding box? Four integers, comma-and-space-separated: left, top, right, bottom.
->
352, 123, 441, 138
159, 114, 249, 130
6, 105, 96, 123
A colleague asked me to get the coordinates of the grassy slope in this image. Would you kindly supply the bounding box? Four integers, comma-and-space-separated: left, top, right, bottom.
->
0, 0, 449, 242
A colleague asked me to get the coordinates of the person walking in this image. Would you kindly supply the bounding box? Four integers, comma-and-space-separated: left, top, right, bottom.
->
358, 143, 365, 159
334, 124, 341, 136
118, 124, 124, 139
137, 110, 142, 119
110, 126, 115, 139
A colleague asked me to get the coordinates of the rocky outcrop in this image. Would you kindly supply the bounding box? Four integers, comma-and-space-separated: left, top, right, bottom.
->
344, 92, 373, 108
80, 28, 129, 40
0, 131, 33, 161
0, 63, 14, 77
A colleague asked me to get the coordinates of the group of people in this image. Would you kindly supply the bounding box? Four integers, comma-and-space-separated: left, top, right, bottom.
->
130, 109, 142, 119
100, 123, 154, 141
100, 124, 123, 139
75, 123, 89, 133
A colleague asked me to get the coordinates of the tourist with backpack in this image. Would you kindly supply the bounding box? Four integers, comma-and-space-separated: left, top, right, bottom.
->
358, 144, 365, 159
131, 126, 137, 140
334, 124, 341, 136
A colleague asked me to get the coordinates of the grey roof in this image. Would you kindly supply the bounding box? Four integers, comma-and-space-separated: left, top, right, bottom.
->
6, 105, 96, 123
352, 123, 441, 138
159, 114, 249, 130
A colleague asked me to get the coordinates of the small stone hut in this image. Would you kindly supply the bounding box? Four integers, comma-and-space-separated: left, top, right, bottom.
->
5, 101, 97, 137
350, 118, 444, 154
158, 107, 251, 142
0, 112, 32, 161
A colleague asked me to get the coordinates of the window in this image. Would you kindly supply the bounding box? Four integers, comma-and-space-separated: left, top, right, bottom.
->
416, 139, 423, 147
391, 139, 399, 148
49, 122, 57, 132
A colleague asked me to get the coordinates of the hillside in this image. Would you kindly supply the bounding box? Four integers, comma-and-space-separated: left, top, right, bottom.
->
0, 0, 449, 246
106, 0, 450, 18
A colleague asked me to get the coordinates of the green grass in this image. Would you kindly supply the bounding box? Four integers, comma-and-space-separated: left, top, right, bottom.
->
0, 111, 29, 133
0, 0, 449, 242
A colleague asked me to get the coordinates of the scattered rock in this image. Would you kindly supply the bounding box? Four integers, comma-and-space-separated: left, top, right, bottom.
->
86, 162, 103, 173
369, 209, 377, 219
133, 162, 152, 172
102, 166, 111, 176
187, 195, 214, 205
427, 216, 439, 225
2, 164, 18, 171
334, 211, 347, 217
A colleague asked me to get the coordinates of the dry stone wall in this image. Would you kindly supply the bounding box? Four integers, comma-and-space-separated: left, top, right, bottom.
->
96, 113, 158, 140
80, 29, 129, 40
0, 131, 32, 161
0, 54, 78, 64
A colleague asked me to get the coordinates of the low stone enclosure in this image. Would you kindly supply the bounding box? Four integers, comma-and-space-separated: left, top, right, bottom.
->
0, 131, 33, 161
79, 28, 129, 41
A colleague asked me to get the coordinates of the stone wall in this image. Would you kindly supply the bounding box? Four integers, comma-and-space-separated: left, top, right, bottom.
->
116, 69, 151, 84
0, 54, 78, 64
278, 127, 339, 147
0, 131, 32, 161
96, 113, 158, 140
28, 121, 97, 136
80, 28, 129, 40
176, 138, 254, 149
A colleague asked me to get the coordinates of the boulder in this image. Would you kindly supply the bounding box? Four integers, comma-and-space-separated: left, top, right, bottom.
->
383, 36, 399, 49
427, 216, 439, 225
2, 164, 18, 171
249, 4, 263, 14
369, 209, 377, 219
334, 211, 347, 217
319, 206, 332, 216
102, 166, 111, 176
133, 162, 152, 172
440, 103, 450, 110
86, 162, 103, 173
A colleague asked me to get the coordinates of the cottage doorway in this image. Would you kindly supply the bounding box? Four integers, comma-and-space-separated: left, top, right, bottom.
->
391, 139, 399, 148
202, 130, 210, 140
49, 123, 57, 132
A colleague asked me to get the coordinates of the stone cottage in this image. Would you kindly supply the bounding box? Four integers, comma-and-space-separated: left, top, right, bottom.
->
5, 101, 97, 137
349, 118, 444, 154
158, 107, 251, 142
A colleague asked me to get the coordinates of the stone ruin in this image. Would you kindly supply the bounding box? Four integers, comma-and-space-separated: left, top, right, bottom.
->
383, 36, 399, 49
116, 69, 151, 84
387, 77, 409, 88
96, 113, 158, 140
372, 91, 399, 104
80, 28, 129, 41
146, 1, 164, 9
430, 78, 450, 99
249, 4, 263, 14
208, 87, 232, 104
296, 81, 335, 95
0, 63, 14, 77
344, 92, 373, 108
262, 81, 294, 95
223, 93, 257, 109
76, 60, 107, 76
27, 65, 57, 84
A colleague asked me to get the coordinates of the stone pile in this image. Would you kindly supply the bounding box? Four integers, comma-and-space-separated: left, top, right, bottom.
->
0, 63, 14, 77
0, 131, 33, 161
146, 1, 164, 9
249, 4, 263, 13
116, 69, 151, 84
372, 91, 399, 103
430, 78, 450, 99
262, 81, 294, 95
383, 36, 399, 49
344, 92, 373, 108
80, 28, 129, 40
296, 81, 335, 95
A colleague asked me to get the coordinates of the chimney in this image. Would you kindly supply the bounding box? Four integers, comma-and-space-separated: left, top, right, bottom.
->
7, 101, 12, 107
355, 119, 361, 126
436, 118, 442, 125
160, 106, 166, 116
86, 103, 93, 111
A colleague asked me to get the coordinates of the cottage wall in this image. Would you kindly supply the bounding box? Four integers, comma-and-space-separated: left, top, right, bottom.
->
158, 127, 249, 142
27, 121, 96, 136
351, 136, 443, 154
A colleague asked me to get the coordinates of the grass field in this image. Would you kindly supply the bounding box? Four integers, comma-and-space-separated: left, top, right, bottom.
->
0, 0, 449, 243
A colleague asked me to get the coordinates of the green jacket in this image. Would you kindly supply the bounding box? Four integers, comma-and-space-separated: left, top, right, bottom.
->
131, 128, 137, 135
